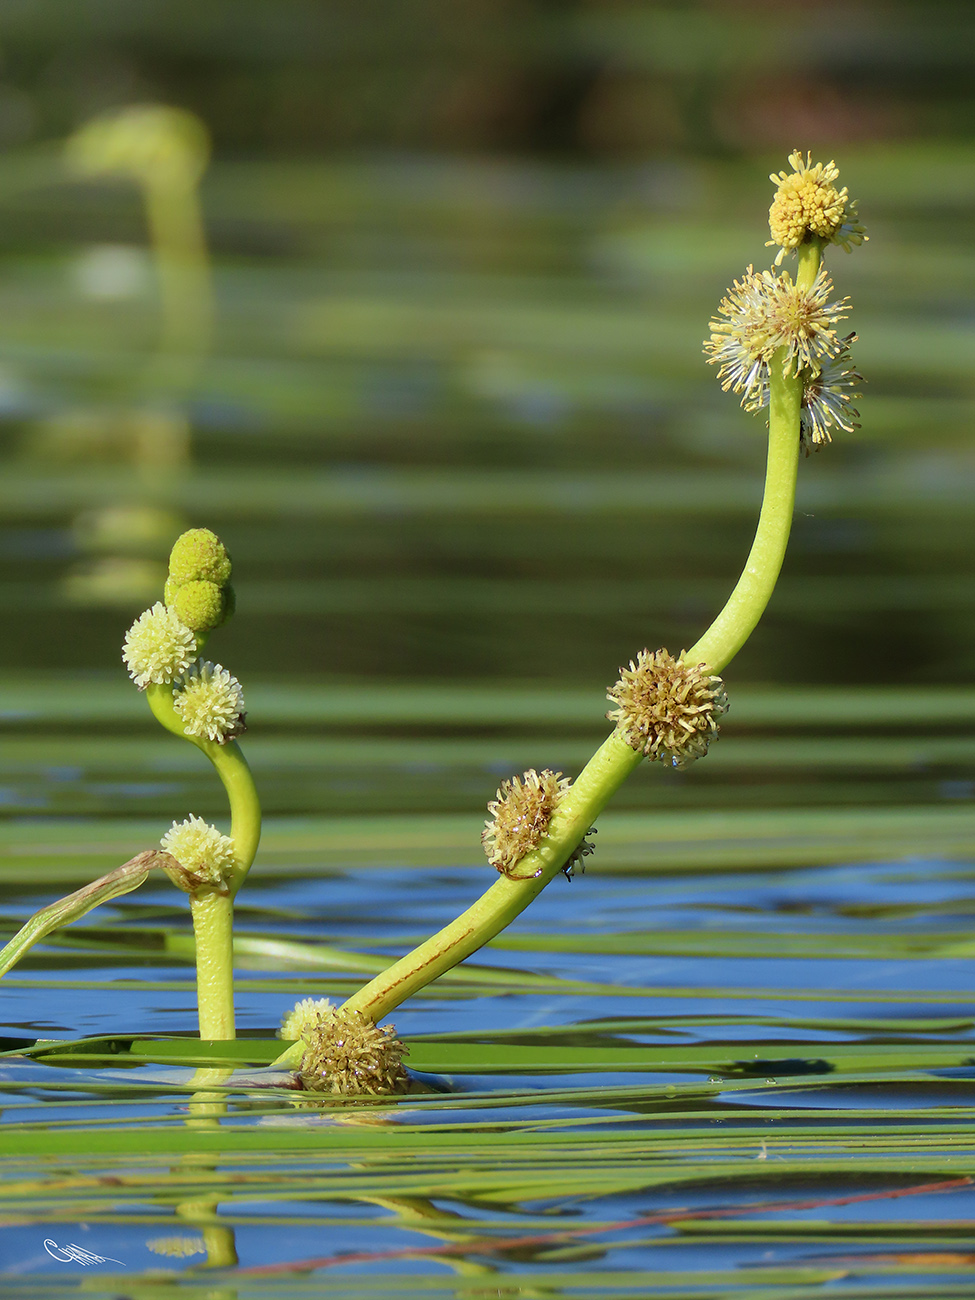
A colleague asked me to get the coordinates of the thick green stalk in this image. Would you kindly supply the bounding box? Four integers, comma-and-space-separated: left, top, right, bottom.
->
146, 683, 261, 898
147, 681, 261, 1038
274, 242, 822, 1059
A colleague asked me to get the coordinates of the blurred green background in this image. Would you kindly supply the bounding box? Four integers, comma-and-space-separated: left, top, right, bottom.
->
0, 0, 973, 703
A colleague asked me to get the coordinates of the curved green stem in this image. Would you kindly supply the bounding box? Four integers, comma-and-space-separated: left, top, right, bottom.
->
146, 682, 261, 896
274, 241, 822, 1059
686, 237, 818, 672
147, 681, 261, 1039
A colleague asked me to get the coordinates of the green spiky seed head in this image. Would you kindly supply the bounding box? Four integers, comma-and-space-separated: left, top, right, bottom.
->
169, 579, 226, 633
168, 528, 232, 587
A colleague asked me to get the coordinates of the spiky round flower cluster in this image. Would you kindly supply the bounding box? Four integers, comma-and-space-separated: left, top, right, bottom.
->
704, 265, 849, 397
173, 661, 245, 743
122, 602, 197, 689
799, 338, 863, 452
607, 648, 728, 768
744, 333, 863, 455
280, 997, 333, 1040
164, 528, 233, 635
160, 814, 235, 893
482, 768, 571, 877
285, 998, 411, 1095
767, 150, 866, 265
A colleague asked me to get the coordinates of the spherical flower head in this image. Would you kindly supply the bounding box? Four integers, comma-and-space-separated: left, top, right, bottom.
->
168, 528, 232, 587
122, 602, 197, 689
744, 332, 864, 454
160, 814, 235, 893
767, 150, 867, 265
482, 768, 570, 877
280, 997, 334, 1041
607, 648, 729, 768
704, 266, 849, 399
293, 1001, 411, 1096
66, 104, 210, 188
166, 578, 227, 634
173, 661, 245, 743
800, 335, 863, 453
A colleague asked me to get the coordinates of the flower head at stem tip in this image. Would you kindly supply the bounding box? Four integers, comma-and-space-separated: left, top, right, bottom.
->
767, 149, 867, 265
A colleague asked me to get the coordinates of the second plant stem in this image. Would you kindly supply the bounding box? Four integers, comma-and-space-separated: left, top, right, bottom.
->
275, 242, 820, 1059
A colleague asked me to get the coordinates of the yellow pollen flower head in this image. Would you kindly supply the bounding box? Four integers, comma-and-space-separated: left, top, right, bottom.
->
482, 768, 570, 877
292, 1001, 411, 1096
122, 602, 197, 689
160, 814, 235, 893
173, 660, 245, 743
607, 648, 729, 768
767, 150, 867, 265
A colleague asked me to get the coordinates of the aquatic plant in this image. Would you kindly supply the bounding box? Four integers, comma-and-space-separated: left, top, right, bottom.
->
273, 149, 866, 1084
0, 528, 260, 1041
0, 151, 864, 1095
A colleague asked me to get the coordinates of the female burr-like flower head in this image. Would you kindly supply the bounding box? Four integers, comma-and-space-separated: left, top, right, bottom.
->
173, 661, 245, 743
160, 814, 235, 893
767, 150, 867, 265
704, 265, 849, 396
607, 648, 728, 768
123, 602, 197, 688
282, 998, 411, 1095
482, 768, 571, 877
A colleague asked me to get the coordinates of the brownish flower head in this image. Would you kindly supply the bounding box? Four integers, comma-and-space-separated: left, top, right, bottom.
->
767, 150, 867, 265
482, 768, 571, 876
294, 1000, 410, 1096
607, 648, 729, 768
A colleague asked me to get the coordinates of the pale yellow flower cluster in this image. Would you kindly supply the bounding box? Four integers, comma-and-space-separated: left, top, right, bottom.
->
160, 814, 235, 891
174, 661, 245, 743
767, 150, 867, 265
122, 602, 197, 689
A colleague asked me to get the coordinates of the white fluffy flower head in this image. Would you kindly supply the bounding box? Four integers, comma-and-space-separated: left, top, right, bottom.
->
280, 997, 334, 1041
123, 602, 196, 689
160, 814, 235, 890
173, 661, 245, 743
